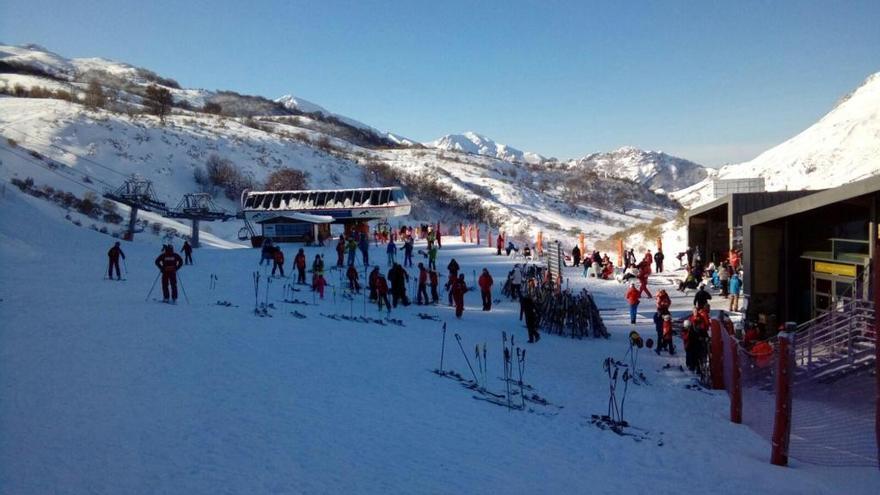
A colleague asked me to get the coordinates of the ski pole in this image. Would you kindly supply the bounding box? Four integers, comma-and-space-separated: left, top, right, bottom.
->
439, 322, 447, 372
454, 333, 479, 385
504, 347, 511, 410
178, 272, 190, 305
145, 271, 161, 301
475, 344, 482, 388
123, 258, 129, 277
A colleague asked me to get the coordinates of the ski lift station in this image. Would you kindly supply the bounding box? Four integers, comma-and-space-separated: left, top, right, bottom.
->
239, 186, 412, 244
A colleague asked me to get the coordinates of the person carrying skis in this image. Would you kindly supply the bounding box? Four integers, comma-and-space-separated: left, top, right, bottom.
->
654, 249, 664, 273
182, 240, 193, 265
154, 245, 184, 303
571, 244, 581, 267
107, 241, 125, 280
386, 239, 397, 266
358, 234, 370, 266
451, 273, 467, 318
403, 236, 414, 267
294, 248, 307, 284
376, 272, 391, 313
271, 247, 285, 277
496, 234, 504, 256
427, 244, 438, 271
693, 283, 712, 310
625, 282, 640, 325
416, 262, 429, 305
335, 235, 346, 267
368, 267, 380, 301
478, 268, 494, 311
260, 238, 274, 266
428, 269, 439, 304
346, 264, 361, 293
520, 293, 540, 343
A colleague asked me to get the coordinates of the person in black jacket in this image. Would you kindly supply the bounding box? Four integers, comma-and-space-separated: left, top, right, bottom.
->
107, 241, 125, 280
520, 294, 540, 343
182, 240, 193, 265
154, 245, 184, 303
693, 283, 712, 309
654, 249, 664, 273
571, 245, 581, 267
388, 263, 410, 307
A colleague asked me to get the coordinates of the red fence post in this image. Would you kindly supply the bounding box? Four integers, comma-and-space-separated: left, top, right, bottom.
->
771, 330, 795, 466
730, 334, 742, 424
710, 319, 725, 390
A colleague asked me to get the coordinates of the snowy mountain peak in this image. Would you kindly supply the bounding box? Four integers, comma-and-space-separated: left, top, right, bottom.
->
571, 147, 708, 192
426, 132, 545, 164
674, 70, 880, 207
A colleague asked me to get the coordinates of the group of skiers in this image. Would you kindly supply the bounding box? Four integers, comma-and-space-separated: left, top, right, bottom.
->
676, 246, 743, 312
107, 240, 192, 304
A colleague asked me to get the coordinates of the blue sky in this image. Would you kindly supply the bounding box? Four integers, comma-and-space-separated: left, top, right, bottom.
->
2, 0, 878, 166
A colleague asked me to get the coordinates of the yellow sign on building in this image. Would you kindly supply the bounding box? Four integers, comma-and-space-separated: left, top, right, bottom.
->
814, 261, 857, 278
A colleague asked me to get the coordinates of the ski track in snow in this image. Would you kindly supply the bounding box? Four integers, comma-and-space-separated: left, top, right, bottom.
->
0, 188, 877, 494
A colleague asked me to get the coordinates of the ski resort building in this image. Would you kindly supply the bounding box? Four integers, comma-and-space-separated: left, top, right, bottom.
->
239, 187, 412, 244
686, 190, 818, 261
741, 174, 880, 324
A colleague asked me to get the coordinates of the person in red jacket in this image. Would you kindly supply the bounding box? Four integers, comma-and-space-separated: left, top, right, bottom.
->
478, 268, 494, 311
655, 289, 671, 314
416, 263, 429, 305
293, 248, 307, 285
452, 273, 468, 318
335, 235, 345, 267
376, 273, 391, 313
625, 282, 641, 325
154, 245, 184, 303
272, 247, 285, 277
347, 264, 360, 293
496, 234, 504, 255
637, 262, 653, 299
643, 250, 653, 275
429, 269, 439, 304
107, 241, 125, 280
314, 272, 326, 299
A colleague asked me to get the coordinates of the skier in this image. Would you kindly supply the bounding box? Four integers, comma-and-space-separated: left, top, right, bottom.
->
655, 314, 675, 355
375, 272, 391, 314
637, 262, 652, 299
294, 248, 307, 284
386, 239, 397, 266
346, 236, 358, 266
496, 234, 504, 256
403, 236, 414, 267
388, 263, 410, 307
346, 264, 361, 293
655, 289, 671, 315
428, 269, 440, 304
451, 273, 467, 318
435, 225, 442, 248
510, 264, 523, 300
260, 238, 274, 266
182, 240, 193, 265
643, 250, 653, 275
478, 268, 494, 311
427, 229, 436, 250
625, 248, 636, 267
571, 244, 581, 267
335, 235, 346, 267
693, 283, 712, 310
427, 244, 438, 271
272, 247, 285, 277
520, 293, 540, 343
314, 270, 327, 299
416, 263, 429, 305
654, 249, 664, 273
107, 241, 125, 280
506, 240, 516, 256
154, 245, 183, 303
625, 282, 640, 325
447, 258, 460, 280
311, 254, 324, 289
358, 234, 370, 266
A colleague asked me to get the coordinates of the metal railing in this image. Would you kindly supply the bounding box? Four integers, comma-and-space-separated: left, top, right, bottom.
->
794, 299, 875, 379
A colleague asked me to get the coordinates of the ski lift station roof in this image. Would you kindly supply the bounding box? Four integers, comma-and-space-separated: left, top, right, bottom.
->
241, 186, 412, 225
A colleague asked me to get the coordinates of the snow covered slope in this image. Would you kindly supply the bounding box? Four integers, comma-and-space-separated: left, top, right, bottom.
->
427, 131, 546, 164
570, 146, 709, 193
675, 72, 880, 207
0, 43, 680, 246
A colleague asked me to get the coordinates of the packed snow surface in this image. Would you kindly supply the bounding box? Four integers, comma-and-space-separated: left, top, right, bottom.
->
1, 188, 877, 494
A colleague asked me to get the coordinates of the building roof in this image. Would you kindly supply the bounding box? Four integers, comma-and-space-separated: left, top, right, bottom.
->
742, 174, 880, 227
688, 190, 822, 227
